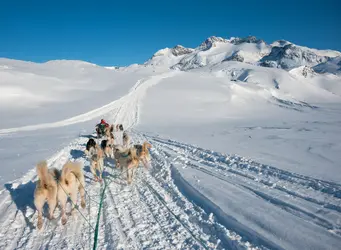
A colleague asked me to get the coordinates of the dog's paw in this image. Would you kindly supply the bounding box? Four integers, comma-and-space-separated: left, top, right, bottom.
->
61, 217, 67, 225
81, 200, 86, 209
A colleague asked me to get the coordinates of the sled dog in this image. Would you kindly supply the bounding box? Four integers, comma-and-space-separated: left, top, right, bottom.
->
86, 144, 104, 182
34, 161, 60, 230
133, 141, 152, 168
113, 145, 139, 184
100, 133, 115, 158
57, 161, 86, 225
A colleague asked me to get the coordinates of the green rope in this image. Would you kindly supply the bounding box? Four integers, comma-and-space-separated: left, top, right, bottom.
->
92, 178, 107, 250
92, 164, 127, 250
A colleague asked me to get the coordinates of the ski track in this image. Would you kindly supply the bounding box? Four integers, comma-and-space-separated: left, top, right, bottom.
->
144, 134, 341, 244
1, 72, 340, 249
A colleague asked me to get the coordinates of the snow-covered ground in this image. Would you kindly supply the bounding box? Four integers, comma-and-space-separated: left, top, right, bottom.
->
0, 35, 341, 249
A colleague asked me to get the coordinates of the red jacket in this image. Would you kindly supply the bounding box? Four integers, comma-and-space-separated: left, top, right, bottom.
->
100, 120, 109, 127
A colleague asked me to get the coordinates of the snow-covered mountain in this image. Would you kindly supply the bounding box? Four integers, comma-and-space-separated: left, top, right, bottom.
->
144, 45, 194, 67
313, 56, 341, 75
171, 36, 271, 70
260, 43, 340, 69
144, 35, 341, 76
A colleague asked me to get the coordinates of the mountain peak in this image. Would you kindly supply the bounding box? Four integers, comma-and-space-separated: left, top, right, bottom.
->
271, 40, 292, 47
199, 36, 229, 50
230, 36, 265, 45
171, 45, 194, 56
260, 44, 330, 69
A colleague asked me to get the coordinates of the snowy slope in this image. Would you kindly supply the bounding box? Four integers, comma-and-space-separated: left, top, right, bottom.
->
0, 35, 341, 250
0, 58, 146, 128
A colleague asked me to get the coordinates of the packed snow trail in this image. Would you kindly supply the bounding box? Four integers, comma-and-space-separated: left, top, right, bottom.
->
142, 133, 341, 250
0, 72, 340, 249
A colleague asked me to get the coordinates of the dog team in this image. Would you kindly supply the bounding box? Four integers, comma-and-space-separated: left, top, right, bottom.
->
85, 121, 152, 184
33, 119, 152, 230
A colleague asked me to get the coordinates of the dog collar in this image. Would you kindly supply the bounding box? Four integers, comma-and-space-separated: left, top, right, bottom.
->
120, 153, 129, 158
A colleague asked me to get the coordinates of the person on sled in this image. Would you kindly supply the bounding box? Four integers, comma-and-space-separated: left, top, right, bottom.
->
96, 119, 109, 138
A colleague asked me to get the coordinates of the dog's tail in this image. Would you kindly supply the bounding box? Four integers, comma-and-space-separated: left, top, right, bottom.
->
143, 141, 152, 152
36, 161, 53, 189
61, 161, 85, 184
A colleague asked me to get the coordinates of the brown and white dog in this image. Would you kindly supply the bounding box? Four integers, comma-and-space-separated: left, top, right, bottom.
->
57, 161, 86, 225
34, 161, 60, 230
113, 145, 139, 184
133, 141, 152, 168
85, 141, 104, 182
100, 133, 115, 158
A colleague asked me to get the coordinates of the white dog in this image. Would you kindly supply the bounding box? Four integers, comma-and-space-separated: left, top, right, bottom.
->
57, 161, 86, 225
34, 161, 60, 230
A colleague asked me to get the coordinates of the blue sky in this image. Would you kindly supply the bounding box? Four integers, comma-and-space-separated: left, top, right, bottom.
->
0, 0, 340, 66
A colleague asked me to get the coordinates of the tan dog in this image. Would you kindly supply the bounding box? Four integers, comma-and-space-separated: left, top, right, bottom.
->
113, 145, 139, 184
57, 161, 86, 225
133, 141, 152, 168
34, 161, 60, 230
85, 145, 104, 182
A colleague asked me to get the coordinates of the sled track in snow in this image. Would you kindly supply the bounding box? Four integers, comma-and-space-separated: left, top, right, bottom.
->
144, 134, 341, 241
